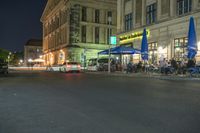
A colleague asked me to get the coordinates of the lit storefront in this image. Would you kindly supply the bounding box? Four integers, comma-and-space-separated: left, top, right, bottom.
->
117, 0, 200, 64
118, 30, 150, 64
174, 37, 188, 60
149, 42, 158, 64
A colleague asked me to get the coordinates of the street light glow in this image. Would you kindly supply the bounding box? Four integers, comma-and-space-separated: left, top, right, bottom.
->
198, 41, 200, 51
158, 46, 164, 53
176, 47, 181, 52
28, 58, 33, 62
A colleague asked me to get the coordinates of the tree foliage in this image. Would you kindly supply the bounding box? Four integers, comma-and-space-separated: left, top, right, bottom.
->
0, 48, 9, 61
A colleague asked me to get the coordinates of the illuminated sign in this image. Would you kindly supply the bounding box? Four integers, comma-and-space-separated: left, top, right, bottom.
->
119, 29, 150, 44
110, 36, 117, 45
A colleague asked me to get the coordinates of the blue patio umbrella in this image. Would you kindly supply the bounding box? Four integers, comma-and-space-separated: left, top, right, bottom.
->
98, 46, 141, 55
111, 46, 141, 54
141, 28, 148, 61
187, 17, 197, 59
98, 49, 109, 55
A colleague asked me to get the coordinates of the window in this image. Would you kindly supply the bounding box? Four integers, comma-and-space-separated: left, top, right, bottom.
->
95, 9, 100, 23
124, 13, 133, 31
82, 7, 87, 21
95, 27, 100, 44
174, 37, 188, 60
81, 26, 86, 43
146, 3, 157, 25
107, 11, 112, 24
148, 42, 158, 64
177, 0, 192, 15
107, 28, 112, 44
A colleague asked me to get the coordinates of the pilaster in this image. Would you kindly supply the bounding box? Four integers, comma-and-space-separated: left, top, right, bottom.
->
141, 0, 146, 26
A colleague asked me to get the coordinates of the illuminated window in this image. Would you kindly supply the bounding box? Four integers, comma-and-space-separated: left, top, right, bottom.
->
174, 37, 188, 60
177, 0, 192, 15
148, 42, 158, 64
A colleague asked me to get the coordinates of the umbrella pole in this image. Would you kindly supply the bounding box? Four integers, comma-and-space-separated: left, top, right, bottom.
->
120, 54, 123, 72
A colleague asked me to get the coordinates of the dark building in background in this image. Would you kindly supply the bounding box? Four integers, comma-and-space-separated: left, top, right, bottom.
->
24, 39, 42, 66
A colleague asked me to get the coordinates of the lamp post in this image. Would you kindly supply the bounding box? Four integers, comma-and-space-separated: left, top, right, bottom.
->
108, 16, 112, 73
28, 58, 33, 70
7, 52, 12, 67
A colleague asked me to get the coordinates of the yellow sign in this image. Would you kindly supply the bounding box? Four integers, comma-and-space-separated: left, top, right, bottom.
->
119, 29, 150, 44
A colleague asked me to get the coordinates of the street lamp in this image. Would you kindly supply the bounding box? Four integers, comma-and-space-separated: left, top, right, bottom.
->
7, 52, 12, 66
28, 58, 33, 62
108, 16, 112, 73
28, 58, 33, 70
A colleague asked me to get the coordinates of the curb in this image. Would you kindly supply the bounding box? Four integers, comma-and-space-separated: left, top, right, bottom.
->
86, 72, 200, 81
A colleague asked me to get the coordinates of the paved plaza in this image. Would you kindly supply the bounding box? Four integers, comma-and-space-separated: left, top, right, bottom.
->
0, 71, 200, 133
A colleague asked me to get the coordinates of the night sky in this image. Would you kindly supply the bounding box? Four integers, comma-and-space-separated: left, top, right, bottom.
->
0, 0, 47, 52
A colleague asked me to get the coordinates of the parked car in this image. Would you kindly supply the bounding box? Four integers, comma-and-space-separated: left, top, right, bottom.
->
46, 65, 62, 72
59, 62, 81, 73
97, 58, 116, 72
0, 59, 8, 74
87, 58, 116, 72
87, 58, 98, 71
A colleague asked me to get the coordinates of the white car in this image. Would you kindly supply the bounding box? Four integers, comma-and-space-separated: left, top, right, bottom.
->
59, 62, 81, 73
46, 65, 61, 72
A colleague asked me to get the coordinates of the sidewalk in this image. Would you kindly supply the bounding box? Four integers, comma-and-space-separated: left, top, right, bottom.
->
86, 71, 200, 81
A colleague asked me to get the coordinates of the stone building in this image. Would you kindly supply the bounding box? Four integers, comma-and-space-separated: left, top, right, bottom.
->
117, 0, 200, 64
24, 39, 43, 66
41, 0, 117, 66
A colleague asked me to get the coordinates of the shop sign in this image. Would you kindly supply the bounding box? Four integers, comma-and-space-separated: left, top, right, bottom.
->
119, 29, 150, 44
110, 36, 117, 45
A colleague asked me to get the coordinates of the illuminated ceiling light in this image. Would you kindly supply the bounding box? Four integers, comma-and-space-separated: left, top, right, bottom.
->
28, 58, 33, 62
176, 47, 181, 51
158, 46, 165, 54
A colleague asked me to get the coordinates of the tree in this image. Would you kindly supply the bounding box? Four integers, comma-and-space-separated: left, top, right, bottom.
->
0, 48, 10, 61
10, 51, 24, 66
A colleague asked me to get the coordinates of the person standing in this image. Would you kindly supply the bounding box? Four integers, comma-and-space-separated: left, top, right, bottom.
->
187, 58, 196, 68
160, 58, 166, 74
171, 58, 178, 72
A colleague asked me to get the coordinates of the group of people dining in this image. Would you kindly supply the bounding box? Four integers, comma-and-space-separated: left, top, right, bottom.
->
125, 57, 198, 75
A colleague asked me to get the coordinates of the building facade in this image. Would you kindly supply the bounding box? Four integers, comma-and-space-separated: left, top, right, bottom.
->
41, 0, 117, 66
24, 39, 43, 66
117, 0, 200, 64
